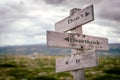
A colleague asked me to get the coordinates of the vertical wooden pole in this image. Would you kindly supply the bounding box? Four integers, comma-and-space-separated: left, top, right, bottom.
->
70, 8, 84, 80
71, 26, 85, 80
72, 69, 85, 80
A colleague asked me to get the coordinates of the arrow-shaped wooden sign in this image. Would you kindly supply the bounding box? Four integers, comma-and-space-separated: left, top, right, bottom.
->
55, 5, 94, 32
47, 31, 109, 50
56, 50, 98, 73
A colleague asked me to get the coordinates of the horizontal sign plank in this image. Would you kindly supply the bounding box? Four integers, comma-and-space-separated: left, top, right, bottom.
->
56, 50, 98, 73
47, 31, 109, 50
55, 5, 94, 32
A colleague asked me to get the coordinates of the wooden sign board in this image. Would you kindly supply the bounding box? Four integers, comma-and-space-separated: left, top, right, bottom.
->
55, 5, 94, 32
56, 50, 98, 73
47, 31, 109, 50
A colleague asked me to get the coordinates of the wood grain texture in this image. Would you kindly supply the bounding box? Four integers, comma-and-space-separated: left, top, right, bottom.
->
56, 50, 98, 73
47, 31, 109, 50
55, 5, 94, 32
72, 69, 85, 80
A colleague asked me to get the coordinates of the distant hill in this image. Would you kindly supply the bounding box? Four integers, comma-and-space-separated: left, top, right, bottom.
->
0, 44, 71, 56
0, 43, 120, 56
97, 43, 120, 56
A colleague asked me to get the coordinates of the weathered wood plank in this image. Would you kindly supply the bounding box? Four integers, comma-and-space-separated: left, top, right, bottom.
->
55, 5, 94, 32
56, 50, 98, 73
47, 31, 109, 50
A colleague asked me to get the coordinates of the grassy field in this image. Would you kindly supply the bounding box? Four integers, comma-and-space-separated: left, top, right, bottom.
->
0, 54, 120, 80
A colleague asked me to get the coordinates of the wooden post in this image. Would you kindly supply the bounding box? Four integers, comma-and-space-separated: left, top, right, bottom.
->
71, 26, 85, 80
70, 8, 84, 80
72, 69, 85, 80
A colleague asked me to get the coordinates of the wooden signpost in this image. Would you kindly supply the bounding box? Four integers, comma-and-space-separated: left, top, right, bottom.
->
56, 50, 98, 73
47, 31, 109, 50
55, 5, 94, 32
46, 5, 109, 80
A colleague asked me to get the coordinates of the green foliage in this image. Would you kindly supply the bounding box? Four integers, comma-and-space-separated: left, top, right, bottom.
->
0, 55, 119, 80
103, 67, 120, 74
92, 66, 120, 80
0, 63, 17, 67
33, 76, 57, 80
93, 75, 120, 80
85, 56, 120, 80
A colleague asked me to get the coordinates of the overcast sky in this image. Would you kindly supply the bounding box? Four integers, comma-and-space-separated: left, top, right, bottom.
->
0, 0, 120, 47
